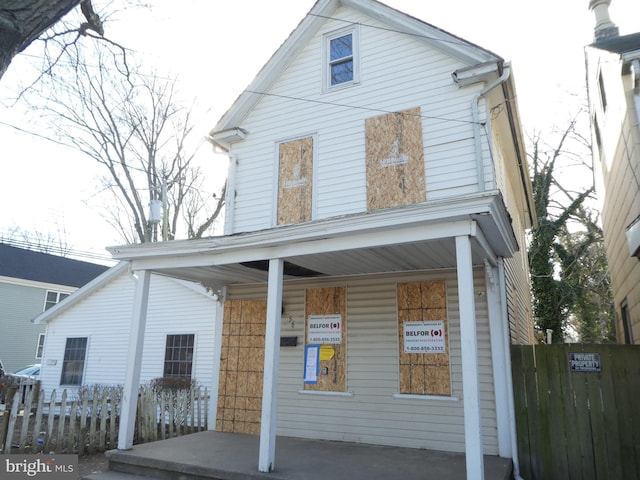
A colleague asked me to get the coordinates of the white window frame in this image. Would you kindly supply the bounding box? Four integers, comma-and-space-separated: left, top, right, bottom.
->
322, 25, 360, 92
44, 290, 70, 311
35, 333, 45, 359
163, 333, 196, 378
60, 336, 88, 386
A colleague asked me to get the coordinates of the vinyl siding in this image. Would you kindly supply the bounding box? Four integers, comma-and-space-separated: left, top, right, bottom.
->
587, 47, 640, 343
0, 281, 62, 373
227, 268, 499, 454
226, 6, 493, 234
39, 272, 216, 398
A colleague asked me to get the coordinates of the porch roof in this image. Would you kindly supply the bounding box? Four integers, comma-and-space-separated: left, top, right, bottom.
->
107, 191, 517, 290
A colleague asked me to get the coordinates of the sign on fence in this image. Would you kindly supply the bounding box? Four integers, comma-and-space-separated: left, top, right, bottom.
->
512, 344, 640, 480
568, 352, 601, 372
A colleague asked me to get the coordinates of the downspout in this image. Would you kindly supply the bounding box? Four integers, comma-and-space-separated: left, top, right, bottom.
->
472, 63, 511, 192
498, 258, 525, 480
631, 59, 640, 128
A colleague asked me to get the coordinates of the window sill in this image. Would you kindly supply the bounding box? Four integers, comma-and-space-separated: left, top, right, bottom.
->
298, 390, 354, 398
393, 393, 459, 402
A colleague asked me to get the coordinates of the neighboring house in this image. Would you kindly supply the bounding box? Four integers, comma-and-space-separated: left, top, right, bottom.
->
585, 0, 640, 343
0, 243, 108, 373
107, 0, 535, 478
32, 262, 217, 398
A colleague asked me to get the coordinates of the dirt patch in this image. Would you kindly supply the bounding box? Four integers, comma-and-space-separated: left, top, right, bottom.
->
78, 452, 110, 478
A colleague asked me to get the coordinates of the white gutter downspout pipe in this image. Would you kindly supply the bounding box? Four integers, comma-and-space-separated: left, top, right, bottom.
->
498, 259, 525, 480
631, 59, 640, 128
471, 63, 512, 192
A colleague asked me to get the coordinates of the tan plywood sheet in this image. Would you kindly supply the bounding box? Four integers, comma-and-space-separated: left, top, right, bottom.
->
365, 107, 425, 211
217, 300, 266, 435
277, 136, 313, 225
304, 286, 347, 392
398, 281, 450, 396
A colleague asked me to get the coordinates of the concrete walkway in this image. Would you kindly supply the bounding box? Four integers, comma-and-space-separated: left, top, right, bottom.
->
92, 431, 512, 480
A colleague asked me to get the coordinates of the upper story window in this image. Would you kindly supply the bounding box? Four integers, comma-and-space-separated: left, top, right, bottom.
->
323, 26, 359, 90
44, 290, 69, 311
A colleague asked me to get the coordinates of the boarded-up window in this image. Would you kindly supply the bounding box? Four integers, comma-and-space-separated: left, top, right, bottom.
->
277, 137, 313, 225
365, 107, 425, 210
217, 300, 266, 435
304, 286, 346, 392
397, 281, 450, 396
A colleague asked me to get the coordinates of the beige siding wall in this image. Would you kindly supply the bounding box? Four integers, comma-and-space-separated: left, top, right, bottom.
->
599, 108, 640, 341
588, 47, 640, 343
227, 268, 499, 454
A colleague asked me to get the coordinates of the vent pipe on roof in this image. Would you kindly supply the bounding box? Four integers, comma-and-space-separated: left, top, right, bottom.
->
589, 0, 619, 41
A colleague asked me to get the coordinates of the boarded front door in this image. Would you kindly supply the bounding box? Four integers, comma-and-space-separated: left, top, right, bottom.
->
216, 300, 266, 435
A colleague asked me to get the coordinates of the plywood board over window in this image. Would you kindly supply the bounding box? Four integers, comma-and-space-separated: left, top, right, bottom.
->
397, 281, 450, 396
277, 136, 313, 225
217, 300, 266, 435
365, 107, 425, 210
304, 286, 347, 392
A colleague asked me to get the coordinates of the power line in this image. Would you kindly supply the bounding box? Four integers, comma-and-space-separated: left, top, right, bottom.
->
0, 236, 117, 264
245, 90, 479, 125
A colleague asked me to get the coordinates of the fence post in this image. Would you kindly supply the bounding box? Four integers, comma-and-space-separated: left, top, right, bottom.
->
0, 387, 18, 453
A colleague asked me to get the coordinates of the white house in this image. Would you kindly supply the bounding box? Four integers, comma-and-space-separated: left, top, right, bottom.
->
106, 1, 535, 479
33, 262, 217, 397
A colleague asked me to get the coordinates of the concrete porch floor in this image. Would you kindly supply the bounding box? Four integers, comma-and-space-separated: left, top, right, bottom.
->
91, 431, 513, 480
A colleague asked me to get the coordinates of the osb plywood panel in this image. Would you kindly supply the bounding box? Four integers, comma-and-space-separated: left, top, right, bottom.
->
365, 107, 425, 211
217, 300, 266, 435
397, 281, 450, 396
304, 286, 347, 392
277, 136, 313, 225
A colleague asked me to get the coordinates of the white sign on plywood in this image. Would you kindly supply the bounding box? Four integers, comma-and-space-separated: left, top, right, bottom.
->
403, 321, 446, 353
307, 314, 342, 344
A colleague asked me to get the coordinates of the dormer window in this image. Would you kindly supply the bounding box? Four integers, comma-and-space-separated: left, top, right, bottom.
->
323, 26, 359, 90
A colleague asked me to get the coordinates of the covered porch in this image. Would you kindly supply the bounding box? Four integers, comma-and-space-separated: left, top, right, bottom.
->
107, 193, 521, 480
99, 430, 513, 480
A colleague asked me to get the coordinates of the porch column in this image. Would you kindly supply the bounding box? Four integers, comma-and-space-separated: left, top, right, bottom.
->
259, 258, 284, 473
209, 288, 226, 430
455, 235, 484, 480
485, 260, 512, 457
118, 268, 151, 450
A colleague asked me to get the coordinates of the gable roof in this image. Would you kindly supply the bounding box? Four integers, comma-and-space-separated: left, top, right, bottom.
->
0, 243, 109, 288
33, 261, 217, 324
210, 0, 502, 143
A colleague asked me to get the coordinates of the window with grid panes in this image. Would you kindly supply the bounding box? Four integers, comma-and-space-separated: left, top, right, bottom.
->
44, 290, 69, 311
163, 334, 195, 377
60, 337, 87, 385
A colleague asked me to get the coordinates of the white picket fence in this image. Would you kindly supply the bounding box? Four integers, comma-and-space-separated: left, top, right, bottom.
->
0, 383, 209, 454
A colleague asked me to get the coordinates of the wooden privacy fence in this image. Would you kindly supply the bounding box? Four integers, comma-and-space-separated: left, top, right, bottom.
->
511, 344, 640, 480
0, 384, 209, 454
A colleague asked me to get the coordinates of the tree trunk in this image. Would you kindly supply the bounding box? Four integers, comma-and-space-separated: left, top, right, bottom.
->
0, 0, 80, 80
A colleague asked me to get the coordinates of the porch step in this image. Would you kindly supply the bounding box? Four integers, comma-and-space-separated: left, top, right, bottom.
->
84, 472, 151, 480
103, 447, 278, 480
